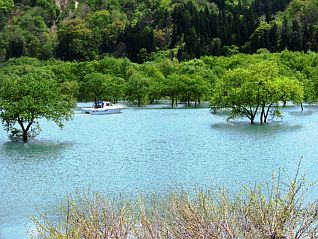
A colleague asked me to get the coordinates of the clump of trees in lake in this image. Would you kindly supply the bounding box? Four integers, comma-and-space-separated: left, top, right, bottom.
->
31, 173, 318, 239
210, 61, 304, 124
2, 51, 318, 141
1, 0, 318, 62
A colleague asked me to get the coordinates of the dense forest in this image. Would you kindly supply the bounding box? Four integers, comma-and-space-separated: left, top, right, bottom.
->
2, 0, 318, 134
1, 0, 318, 63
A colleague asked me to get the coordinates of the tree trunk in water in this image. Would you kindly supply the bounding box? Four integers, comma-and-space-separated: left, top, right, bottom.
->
264, 113, 268, 123
249, 105, 259, 125
171, 98, 174, 108
264, 104, 272, 123
250, 113, 255, 124
22, 130, 28, 142
18, 119, 29, 142
301, 102, 303, 112
260, 105, 264, 124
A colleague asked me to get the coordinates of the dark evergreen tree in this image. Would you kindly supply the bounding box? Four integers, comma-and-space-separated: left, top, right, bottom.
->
311, 29, 318, 51
121, 23, 155, 63
303, 22, 314, 51
269, 23, 279, 51
280, 17, 290, 51
289, 20, 302, 51
7, 38, 24, 58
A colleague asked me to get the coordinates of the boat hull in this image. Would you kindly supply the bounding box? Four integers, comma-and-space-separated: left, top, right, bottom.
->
81, 106, 123, 115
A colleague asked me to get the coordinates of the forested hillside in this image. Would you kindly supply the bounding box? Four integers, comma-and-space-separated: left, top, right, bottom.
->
0, 0, 318, 63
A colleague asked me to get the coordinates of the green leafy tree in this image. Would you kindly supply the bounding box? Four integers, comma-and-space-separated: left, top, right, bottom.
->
141, 62, 165, 104
61, 81, 79, 99
17, 13, 51, 58
80, 72, 108, 104
56, 19, 100, 61
0, 10, 54, 60
191, 75, 210, 106
104, 76, 126, 103
96, 57, 131, 78
147, 77, 164, 104
0, 0, 14, 29
178, 74, 194, 106
280, 75, 305, 107
210, 62, 304, 124
0, 25, 25, 59
162, 74, 182, 107
50, 62, 77, 83
125, 72, 149, 106
0, 69, 75, 142
87, 10, 126, 53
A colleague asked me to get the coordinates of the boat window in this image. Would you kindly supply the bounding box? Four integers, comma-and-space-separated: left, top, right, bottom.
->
95, 102, 104, 108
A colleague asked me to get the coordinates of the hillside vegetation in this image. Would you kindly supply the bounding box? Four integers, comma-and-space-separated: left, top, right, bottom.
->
1, 0, 318, 62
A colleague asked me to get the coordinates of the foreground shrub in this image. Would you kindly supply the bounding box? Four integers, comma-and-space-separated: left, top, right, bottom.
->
31, 173, 318, 239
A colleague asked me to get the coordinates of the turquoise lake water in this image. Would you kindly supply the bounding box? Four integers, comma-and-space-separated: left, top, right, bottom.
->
0, 106, 318, 238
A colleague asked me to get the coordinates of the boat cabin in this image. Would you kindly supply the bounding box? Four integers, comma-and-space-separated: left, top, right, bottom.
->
94, 101, 112, 108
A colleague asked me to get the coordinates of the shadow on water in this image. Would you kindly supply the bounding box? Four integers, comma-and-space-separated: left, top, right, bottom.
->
288, 110, 314, 116
211, 121, 302, 135
0, 140, 73, 161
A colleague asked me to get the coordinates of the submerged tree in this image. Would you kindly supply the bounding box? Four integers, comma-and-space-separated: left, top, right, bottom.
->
210, 62, 304, 124
0, 69, 75, 142
80, 72, 109, 104
125, 72, 149, 106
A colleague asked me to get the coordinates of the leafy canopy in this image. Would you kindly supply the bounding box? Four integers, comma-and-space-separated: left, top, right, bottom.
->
0, 68, 75, 142
210, 61, 304, 124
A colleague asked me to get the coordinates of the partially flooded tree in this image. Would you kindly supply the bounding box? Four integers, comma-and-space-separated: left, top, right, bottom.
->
125, 72, 149, 106
210, 62, 304, 124
0, 69, 75, 142
210, 67, 260, 124
80, 72, 109, 104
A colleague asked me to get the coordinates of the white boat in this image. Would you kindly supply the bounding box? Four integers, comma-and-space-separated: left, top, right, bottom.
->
81, 101, 123, 115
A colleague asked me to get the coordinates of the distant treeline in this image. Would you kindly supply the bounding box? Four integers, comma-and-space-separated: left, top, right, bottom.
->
1, 51, 318, 108
1, 0, 318, 62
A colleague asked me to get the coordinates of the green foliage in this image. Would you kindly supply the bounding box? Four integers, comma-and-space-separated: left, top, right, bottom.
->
96, 57, 132, 78
210, 61, 304, 123
1, 51, 318, 119
0, 68, 75, 142
80, 72, 109, 103
56, 19, 100, 61
104, 76, 126, 103
125, 71, 150, 106
0, 0, 14, 29
2, 0, 318, 62
0, 9, 54, 60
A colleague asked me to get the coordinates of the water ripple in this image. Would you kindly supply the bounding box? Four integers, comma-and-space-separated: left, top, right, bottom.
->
0, 107, 318, 239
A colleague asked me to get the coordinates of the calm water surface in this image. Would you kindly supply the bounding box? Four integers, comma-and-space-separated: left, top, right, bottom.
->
0, 106, 318, 238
